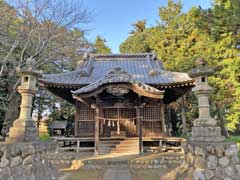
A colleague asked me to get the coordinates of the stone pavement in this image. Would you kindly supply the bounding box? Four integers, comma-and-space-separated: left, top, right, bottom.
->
103, 167, 131, 180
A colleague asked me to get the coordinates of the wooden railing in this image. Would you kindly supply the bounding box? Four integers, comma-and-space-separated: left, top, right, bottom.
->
143, 137, 186, 152
53, 137, 95, 153
52, 136, 186, 153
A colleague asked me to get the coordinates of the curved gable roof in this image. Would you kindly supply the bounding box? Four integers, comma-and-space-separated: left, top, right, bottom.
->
72, 67, 164, 99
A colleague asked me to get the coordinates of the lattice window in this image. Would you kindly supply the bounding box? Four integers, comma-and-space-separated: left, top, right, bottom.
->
76, 102, 95, 137
103, 108, 136, 120
142, 106, 162, 136
77, 102, 95, 121
120, 108, 136, 119
78, 121, 95, 137
142, 106, 161, 121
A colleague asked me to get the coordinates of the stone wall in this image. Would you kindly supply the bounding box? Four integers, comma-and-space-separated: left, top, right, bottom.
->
177, 141, 240, 180
82, 153, 185, 169
0, 142, 59, 180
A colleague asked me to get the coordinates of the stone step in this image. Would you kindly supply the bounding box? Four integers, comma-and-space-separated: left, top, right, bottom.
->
99, 144, 119, 147
99, 141, 121, 144
111, 150, 139, 154
98, 138, 140, 154
116, 143, 139, 147
111, 150, 139, 153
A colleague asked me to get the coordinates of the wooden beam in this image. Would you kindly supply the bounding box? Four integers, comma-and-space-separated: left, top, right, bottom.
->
94, 107, 100, 155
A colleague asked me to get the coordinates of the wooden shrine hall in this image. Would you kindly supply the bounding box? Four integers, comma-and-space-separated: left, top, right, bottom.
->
39, 53, 194, 154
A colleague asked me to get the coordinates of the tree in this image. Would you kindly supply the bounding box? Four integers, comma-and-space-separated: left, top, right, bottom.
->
120, 29, 152, 53
119, 0, 240, 135
130, 20, 146, 34
94, 35, 111, 54
0, 0, 91, 136
120, 20, 151, 53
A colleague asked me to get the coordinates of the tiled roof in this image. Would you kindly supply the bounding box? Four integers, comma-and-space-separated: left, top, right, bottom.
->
39, 53, 194, 89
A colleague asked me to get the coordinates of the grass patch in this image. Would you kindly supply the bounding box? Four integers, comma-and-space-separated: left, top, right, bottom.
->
65, 169, 104, 180
39, 133, 50, 141
226, 136, 240, 143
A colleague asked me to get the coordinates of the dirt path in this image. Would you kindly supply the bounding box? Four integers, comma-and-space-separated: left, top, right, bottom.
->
103, 167, 131, 180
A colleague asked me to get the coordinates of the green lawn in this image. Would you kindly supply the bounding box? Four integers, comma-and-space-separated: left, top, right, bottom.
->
39, 133, 50, 141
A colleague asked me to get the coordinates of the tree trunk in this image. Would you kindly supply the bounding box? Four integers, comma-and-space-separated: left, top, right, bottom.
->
181, 96, 187, 136
1, 93, 20, 138
217, 104, 229, 137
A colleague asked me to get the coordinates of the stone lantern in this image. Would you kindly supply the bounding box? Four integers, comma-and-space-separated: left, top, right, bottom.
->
189, 57, 225, 142
6, 57, 42, 143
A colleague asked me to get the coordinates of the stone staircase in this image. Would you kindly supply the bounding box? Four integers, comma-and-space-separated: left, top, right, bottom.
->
98, 139, 122, 154
99, 138, 139, 155
111, 138, 139, 154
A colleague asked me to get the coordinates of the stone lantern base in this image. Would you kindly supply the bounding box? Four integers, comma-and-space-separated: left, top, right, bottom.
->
5, 118, 38, 143
191, 126, 225, 142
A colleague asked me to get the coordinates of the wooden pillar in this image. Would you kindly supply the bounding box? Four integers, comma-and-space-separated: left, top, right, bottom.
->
94, 107, 100, 155
100, 108, 104, 136
137, 107, 143, 154
74, 101, 79, 137
117, 108, 120, 135
160, 100, 166, 136
77, 140, 80, 153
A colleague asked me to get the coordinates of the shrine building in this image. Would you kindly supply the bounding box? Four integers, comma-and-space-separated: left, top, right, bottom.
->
39, 53, 194, 154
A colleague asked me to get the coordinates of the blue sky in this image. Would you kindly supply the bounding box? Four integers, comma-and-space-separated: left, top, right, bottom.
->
84, 0, 212, 53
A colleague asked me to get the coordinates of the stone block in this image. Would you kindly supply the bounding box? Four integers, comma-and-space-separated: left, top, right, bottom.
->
223, 178, 232, 180
231, 155, 239, 164
10, 166, 25, 179
0, 167, 12, 180
214, 167, 224, 179
219, 156, 230, 167
10, 145, 22, 157
235, 164, 240, 176
225, 144, 238, 157
207, 155, 218, 170
192, 127, 222, 137
193, 168, 205, 180
0, 150, 3, 158
206, 145, 215, 154
0, 156, 9, 168
10, 156, 22, 167
225, 166, 235, 178
215, 145, 225, 157
21, 145, 35, 157
205, 169, 214, 180
153, 159, 159, 164
191, 136, 225, 142
194, 156, 206, 169
194, 146, 206, 157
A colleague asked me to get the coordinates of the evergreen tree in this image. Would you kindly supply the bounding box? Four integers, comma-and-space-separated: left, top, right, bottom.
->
120, 0, 240, 133
94, 35, 111, 54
